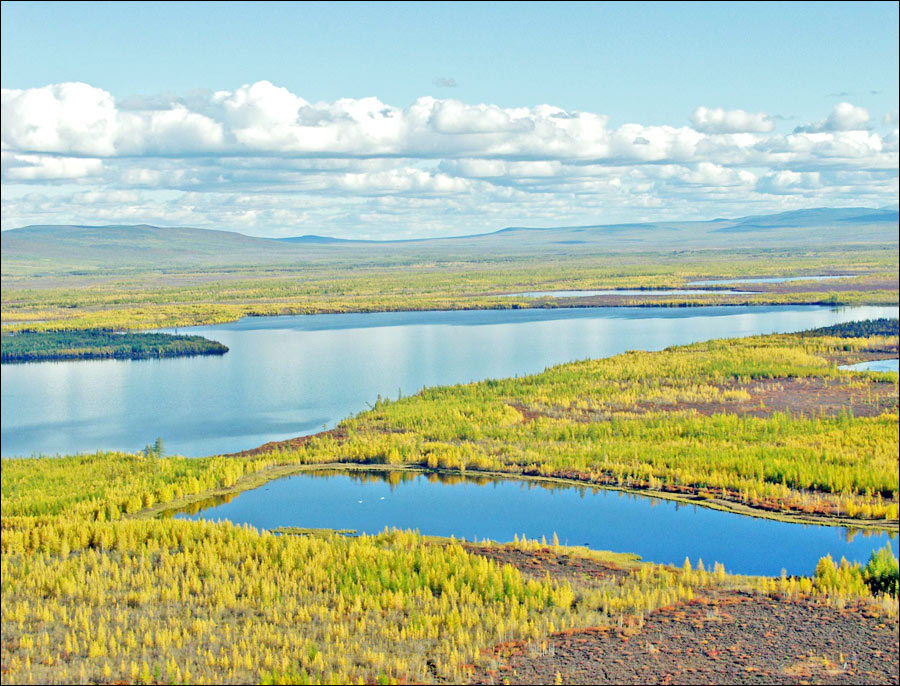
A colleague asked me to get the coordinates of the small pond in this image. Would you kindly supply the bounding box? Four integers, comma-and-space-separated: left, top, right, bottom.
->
175, 469, 899, 577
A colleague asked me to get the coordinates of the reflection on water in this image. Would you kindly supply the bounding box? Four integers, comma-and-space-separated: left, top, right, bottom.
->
4, 304, 897, 457
164, 491, 240, 517
175, 468, 899, 577
841, 527, 887, 544
300, 468, 596, 493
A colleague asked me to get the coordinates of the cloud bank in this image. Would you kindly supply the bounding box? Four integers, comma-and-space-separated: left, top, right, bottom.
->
2, 81, 897, 237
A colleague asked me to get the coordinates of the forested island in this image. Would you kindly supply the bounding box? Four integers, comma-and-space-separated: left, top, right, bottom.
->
0, 330, 228, 363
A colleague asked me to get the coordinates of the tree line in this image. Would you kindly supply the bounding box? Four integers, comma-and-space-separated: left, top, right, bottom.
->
1, 330, 227, 363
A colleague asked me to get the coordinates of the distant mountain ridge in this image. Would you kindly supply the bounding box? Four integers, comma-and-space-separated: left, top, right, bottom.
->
493, 207, 899, 235
716, 207, 899, 231
5, 206, 897, 246
2, 207, 896, 276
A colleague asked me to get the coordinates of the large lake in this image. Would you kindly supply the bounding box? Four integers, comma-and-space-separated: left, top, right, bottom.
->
176, 469, 899, 577
2, 305, 896, 458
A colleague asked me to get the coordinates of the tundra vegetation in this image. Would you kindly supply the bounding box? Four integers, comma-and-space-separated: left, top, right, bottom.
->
3, 219, 896, 377
2, 237, 897, 334
2, 210, 898, 686
1, 325, 898, 683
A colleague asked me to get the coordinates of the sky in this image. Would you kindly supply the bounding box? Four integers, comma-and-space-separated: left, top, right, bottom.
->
1, 1, 898, 238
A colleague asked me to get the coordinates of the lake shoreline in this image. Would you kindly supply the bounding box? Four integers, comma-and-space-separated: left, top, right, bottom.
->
8, 304, 896, 459
131, 318, 899, 533
142, 460, 900, 533
4, 281, 898, 334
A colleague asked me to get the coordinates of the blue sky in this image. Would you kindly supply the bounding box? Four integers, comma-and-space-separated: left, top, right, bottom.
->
1, 1, 898, 238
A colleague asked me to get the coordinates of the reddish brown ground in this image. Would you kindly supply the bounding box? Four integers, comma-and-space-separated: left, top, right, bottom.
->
465, 547, 899, 686
630, 376, 898, 420
227, 426, 348, 457
463, 544, 631, 582
470, 594, 899, 685
510, 349, 899, 423
763, 277, 899, 295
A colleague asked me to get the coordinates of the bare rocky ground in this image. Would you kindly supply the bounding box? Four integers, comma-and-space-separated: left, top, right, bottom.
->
466, 546, 899, 686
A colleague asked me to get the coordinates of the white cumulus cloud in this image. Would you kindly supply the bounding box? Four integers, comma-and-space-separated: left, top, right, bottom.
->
756, 171, 822, 194
1, 82, 119, 155
690, 107, 775, 133
794, 102, 871, 133
1, 152, 103, 181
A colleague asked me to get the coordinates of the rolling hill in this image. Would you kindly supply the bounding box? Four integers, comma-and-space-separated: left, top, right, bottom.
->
2, 207, 897, 277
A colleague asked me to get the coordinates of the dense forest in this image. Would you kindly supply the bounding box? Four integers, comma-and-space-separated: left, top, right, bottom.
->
0, 330, 228, 363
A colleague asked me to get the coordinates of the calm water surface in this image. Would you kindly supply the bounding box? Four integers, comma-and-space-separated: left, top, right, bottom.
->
840, 358, 900, 373
176, 470, 899, 577
687, 275, 853, 286
497, 289, 753, 297
2, 305, 896, 457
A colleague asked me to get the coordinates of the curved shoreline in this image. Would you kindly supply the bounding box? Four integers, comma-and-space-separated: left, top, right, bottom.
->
5, 284, 897, 334
141, 460, 900, 533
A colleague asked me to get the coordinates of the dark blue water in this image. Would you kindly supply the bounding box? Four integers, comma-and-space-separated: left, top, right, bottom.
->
177, 470, 899, 577
2, 304, 896, 457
